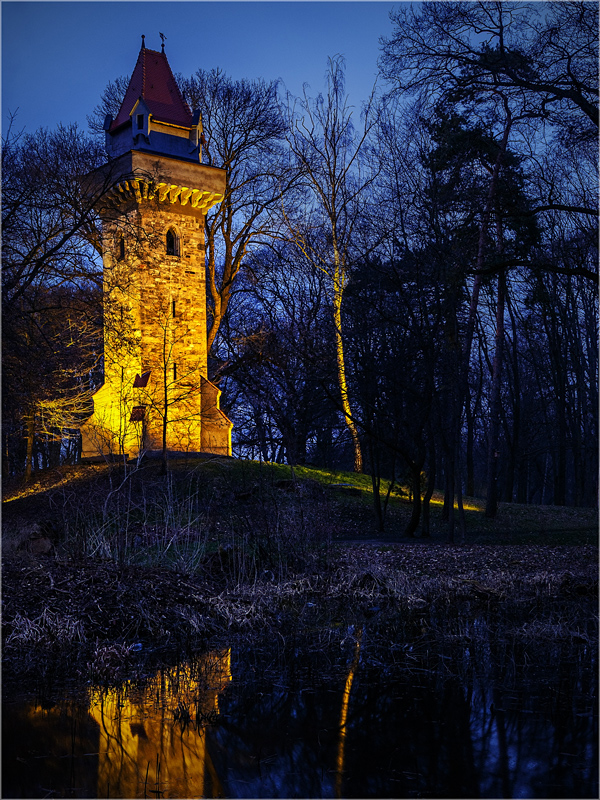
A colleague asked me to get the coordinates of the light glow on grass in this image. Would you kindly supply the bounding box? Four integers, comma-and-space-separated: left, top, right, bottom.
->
428, 496, 484, 512
293, 464, 484, 511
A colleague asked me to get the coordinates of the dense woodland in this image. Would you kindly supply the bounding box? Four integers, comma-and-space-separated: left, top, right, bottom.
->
3, 3, 598, 533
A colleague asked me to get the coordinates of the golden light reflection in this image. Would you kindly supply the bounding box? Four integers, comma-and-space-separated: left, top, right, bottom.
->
87, 650, 231, 798
336, 629, 362, 798
11, 650, 228, 800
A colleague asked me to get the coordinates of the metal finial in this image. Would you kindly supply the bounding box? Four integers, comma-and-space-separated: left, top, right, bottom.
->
159, 32, 166, 52
141, 34, 145, 49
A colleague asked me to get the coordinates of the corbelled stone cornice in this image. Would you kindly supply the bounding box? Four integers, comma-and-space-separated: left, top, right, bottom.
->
108, 179, 224, 213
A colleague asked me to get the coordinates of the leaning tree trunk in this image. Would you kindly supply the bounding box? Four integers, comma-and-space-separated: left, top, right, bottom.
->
332, 259, 363, 473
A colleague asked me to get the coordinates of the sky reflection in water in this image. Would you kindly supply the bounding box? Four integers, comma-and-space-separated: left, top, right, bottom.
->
3, 622, 598, 798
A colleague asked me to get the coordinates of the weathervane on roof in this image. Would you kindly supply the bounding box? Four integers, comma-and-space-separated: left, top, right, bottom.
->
159, 32, 167, 53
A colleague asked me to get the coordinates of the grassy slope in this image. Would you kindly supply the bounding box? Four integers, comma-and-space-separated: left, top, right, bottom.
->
3, 456, 598, 549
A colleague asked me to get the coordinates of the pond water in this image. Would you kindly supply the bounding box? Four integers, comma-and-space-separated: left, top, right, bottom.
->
3, 618, 598, 799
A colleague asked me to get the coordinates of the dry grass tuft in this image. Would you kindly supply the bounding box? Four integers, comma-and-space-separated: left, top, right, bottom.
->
6, 609, 86, 647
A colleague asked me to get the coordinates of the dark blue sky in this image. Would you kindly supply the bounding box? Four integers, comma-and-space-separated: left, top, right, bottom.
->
2, 1, 399, 134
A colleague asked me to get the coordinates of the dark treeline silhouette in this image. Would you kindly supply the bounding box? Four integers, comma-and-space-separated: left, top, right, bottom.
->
3, 2, 597, 528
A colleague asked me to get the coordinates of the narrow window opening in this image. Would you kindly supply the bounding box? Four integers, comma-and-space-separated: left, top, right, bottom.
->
166, 229, 179, 256
117, 236, 125, 261
172, 299, 177, 317
173, 364, 178, 381
137, 114, 144, 130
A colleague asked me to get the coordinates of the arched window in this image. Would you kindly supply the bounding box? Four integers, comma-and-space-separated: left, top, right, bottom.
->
166, 228, 180, 257
117, 235, 125, 261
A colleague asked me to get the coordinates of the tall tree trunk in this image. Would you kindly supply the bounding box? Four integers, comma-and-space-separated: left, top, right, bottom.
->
206, 213, 243, 356
461, 108, 512, 393
24, 412, 35, 482
459, 106, 513, 515
465, 387, 475, 497
485, 271, 506, 518
405, 460, 423, 537
504, 294, 522, 502
455, 439, 467, 540
332, 265, 362, 473
539, 276, 569, 506
516, 455, 528, 504
161, 352, 169, 476
554, 396, 567, 505
367, 436, 385, 532
161, 407, 168, 476
421, 426, 436, 538
446, 453, 455, 543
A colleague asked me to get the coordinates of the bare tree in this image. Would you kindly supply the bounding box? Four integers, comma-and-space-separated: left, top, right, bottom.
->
133, 302, 206, 475
284, 56, 379, 473
1, 122, 110, 303
87, 75, 131, 136
380, 2, 598, 131
180, 69, 298, 355
2, 122, 116, 479
380, 1, 599, 235
220, 242, 337, 466
379, 3, 598, 516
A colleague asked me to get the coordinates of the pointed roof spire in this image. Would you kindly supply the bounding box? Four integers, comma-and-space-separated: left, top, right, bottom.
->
109, 40, 192, 132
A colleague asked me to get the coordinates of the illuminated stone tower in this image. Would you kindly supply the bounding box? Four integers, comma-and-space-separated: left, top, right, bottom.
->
81, 39, 232, 460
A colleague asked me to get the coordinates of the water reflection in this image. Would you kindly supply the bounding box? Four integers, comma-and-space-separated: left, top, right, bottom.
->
3, 623, 598, 799
336, 628, 362, 798
4, 650, 231, 799
88, 650, 231, 798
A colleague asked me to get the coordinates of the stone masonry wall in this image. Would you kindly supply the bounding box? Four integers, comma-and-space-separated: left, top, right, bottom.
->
81, 154, 232, 459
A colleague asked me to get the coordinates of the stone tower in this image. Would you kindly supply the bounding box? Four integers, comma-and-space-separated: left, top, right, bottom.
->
81, 40, 232, 460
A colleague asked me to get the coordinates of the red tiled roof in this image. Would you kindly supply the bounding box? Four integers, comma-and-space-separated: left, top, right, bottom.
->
110, 47, 193, 132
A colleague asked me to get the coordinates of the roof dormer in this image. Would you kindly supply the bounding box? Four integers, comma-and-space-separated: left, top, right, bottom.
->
131, 98, 151, 145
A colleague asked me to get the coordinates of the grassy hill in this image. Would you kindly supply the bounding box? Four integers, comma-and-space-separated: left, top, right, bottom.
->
3, 457, 597, 563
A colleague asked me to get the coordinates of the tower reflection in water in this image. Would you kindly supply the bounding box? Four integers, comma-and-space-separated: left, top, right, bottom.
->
6, 643, 359, 800
6, 631, 595, 798
87, 650, 232, 798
